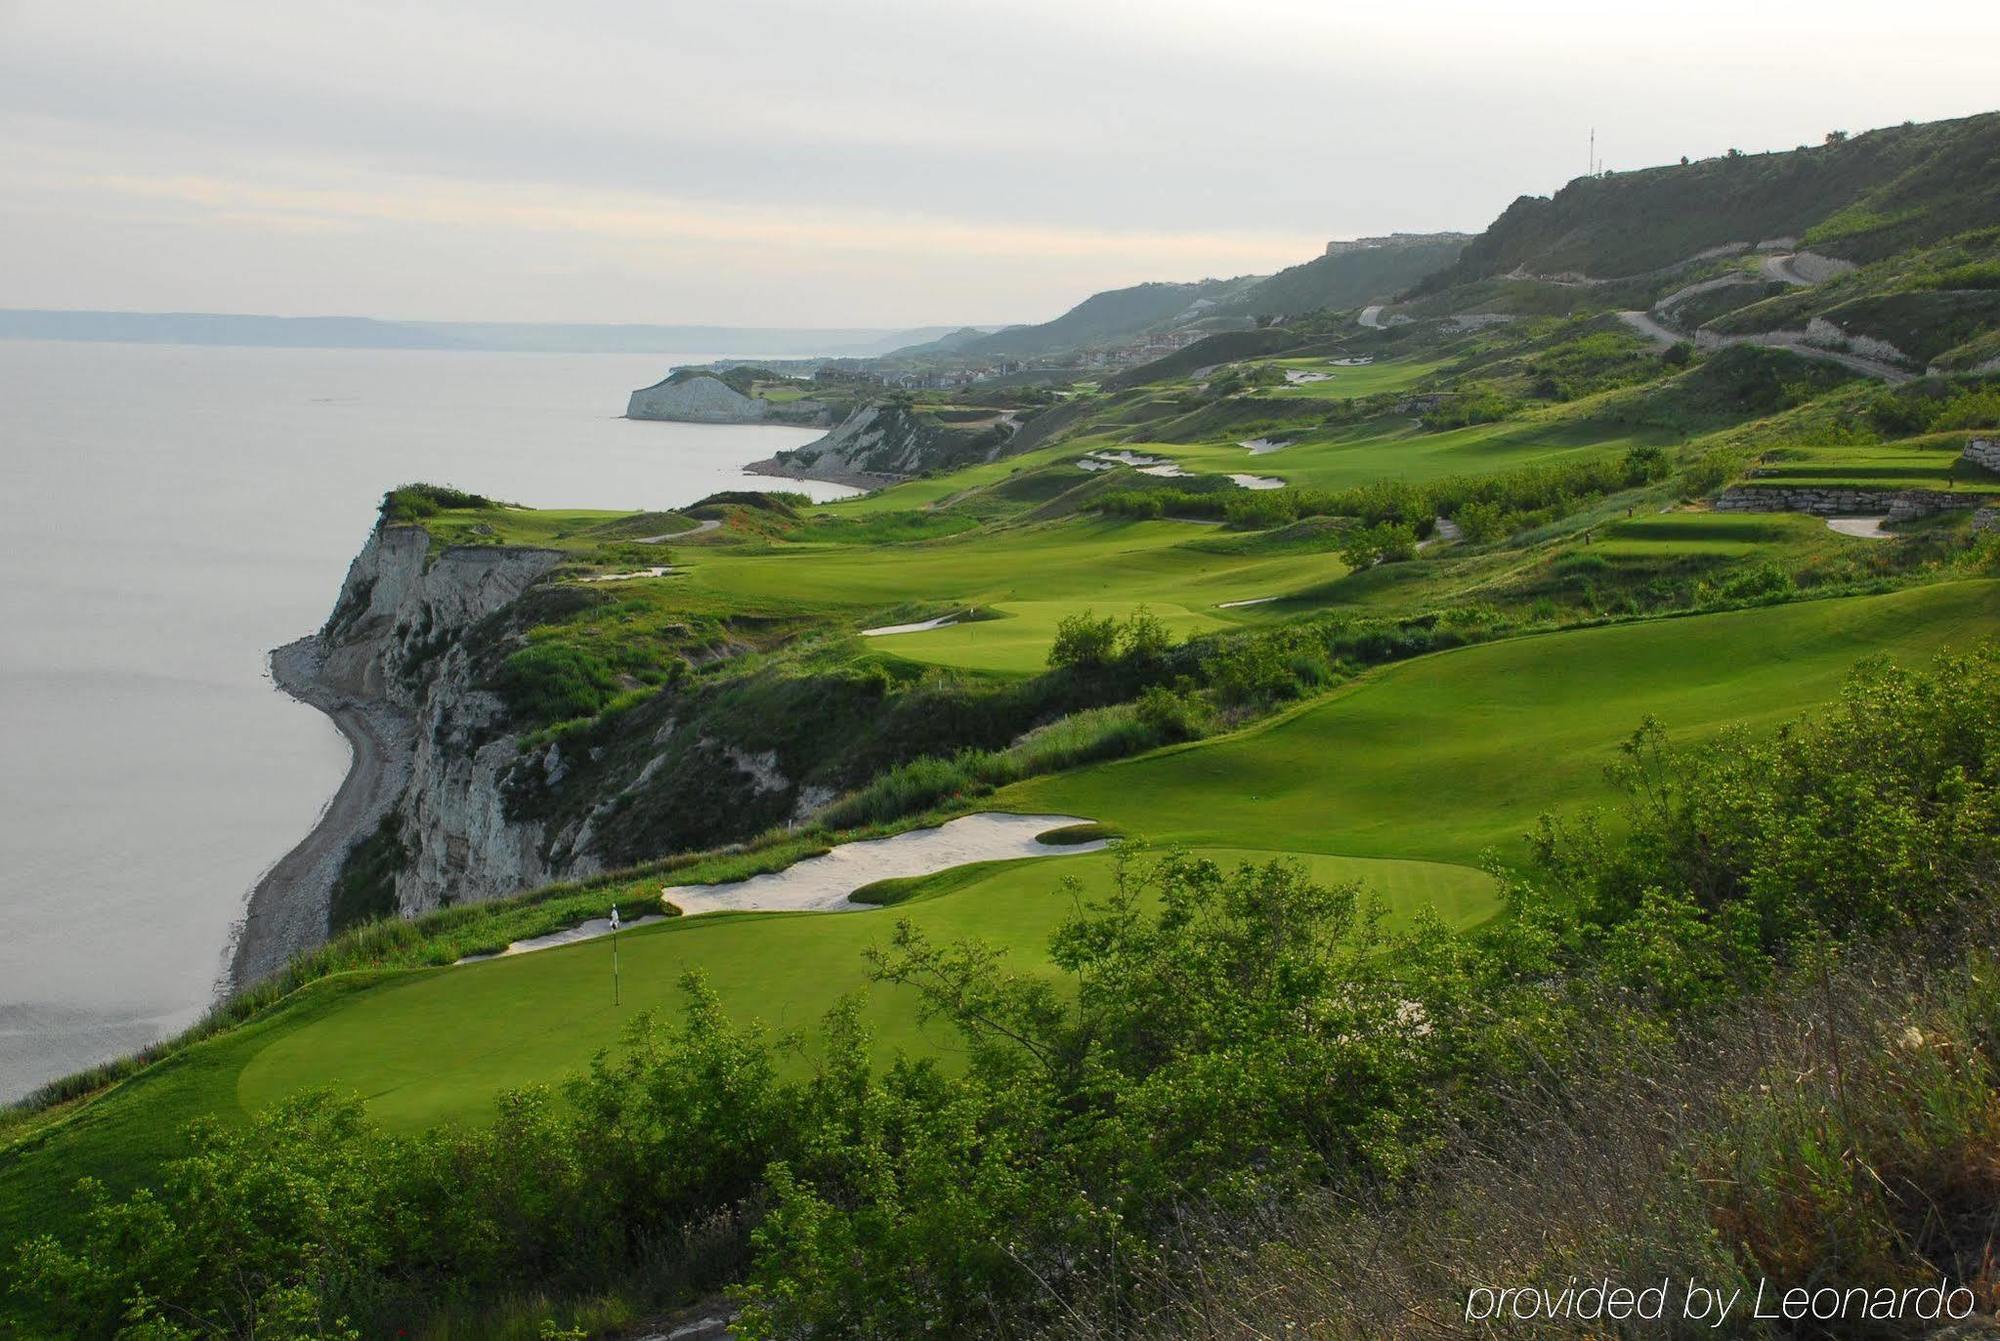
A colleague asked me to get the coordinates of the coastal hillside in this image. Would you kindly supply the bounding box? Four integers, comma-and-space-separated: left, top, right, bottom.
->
626, 365, 841, 425
928, 276, 1263, 359
1222, 232, 1471, 316
8, 105, 2000, 1341
1418, 110, 2000, 289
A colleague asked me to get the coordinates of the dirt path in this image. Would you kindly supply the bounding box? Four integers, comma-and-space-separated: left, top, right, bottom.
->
229, 637, 415, 991
1616, 310, 1913, 383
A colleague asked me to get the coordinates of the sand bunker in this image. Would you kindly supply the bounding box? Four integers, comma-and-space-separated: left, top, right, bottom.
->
457, 913, 669, 963
661, 812, 1106, 915
862, 612, 968, 637
1827, 516, 1891, 540
1238, 437, 1293, 454
1283, 369, 1332, 385
580, 566, 678, 582
1218, 596, 1278, 609
1228, 474, 1285, 490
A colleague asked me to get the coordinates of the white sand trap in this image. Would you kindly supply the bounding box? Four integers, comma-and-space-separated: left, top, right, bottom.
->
1283, 370, 1332, 385
1229, 474, 1286, 490
662, 812, 1105, 915
1239, 437, 1294, 454
457, 914, 669, 964
1827, 516, 1892, 540
1332, 356, 1375, 367
1076, 458, 1115, 471
862, 611, 968, 637
1089, 450, 1169, 467
1138, 463, 1191, 478
580, 566, 678, 582
1218, 596, 1278, 608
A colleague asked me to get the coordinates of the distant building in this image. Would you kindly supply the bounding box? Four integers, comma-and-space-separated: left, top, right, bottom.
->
1325, 231, 1472, 257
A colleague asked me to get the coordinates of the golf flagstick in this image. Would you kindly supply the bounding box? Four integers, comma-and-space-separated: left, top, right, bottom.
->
610, 903, 621, 1006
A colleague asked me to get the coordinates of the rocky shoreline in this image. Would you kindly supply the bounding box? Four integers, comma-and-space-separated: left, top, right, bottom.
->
227, 635, 415, 991
744, 453, 906, 492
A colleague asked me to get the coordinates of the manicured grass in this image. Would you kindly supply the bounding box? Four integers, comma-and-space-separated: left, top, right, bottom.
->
1746, 443, 1998, 492
809, 443, 1082, 516
1258, 356, 1446, 398
1594, 511, 1837, 558
1108, 412, 1671, 494
679, 516, 1352, 668
233, 849, 1492, 1132
1012, 580, 2000, 866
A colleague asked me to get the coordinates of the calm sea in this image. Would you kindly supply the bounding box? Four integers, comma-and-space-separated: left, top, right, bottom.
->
0, 339, 847, 1102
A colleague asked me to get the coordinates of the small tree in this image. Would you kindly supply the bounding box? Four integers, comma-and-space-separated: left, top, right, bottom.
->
1117, 605, 1173, 665
1048, 610, 1119, 671
1454, 500, 1506, 543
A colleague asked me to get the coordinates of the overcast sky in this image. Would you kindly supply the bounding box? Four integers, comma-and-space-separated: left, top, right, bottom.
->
3, 0, 1996, 329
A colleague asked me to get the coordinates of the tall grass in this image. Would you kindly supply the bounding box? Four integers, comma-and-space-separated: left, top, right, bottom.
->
1034, 918, 2000, 1340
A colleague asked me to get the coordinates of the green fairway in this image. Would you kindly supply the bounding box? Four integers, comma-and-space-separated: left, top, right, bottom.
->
234, 849, 1492, 1131
1108, 412, 1671, 494
1013, 580, 2000, 865
682, 516, 1351, 667
1595, 512, 1831, 556
1259, 355, 1446, 398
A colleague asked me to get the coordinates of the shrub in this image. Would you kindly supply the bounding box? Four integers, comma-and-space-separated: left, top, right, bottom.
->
1048, 610, 1121, 671
495, 642, 619, 725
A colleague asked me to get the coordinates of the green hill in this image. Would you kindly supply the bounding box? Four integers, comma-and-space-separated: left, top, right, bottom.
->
1223, 234, 1470, 316
1418, 111, 2000, 288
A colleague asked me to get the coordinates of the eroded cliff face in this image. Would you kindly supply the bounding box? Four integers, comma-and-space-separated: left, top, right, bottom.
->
754, 401, 1014, 485
315, 525, 590, 915
625, 373, 830, 426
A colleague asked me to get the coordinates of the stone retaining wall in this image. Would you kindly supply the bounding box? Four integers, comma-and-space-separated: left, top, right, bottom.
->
1965, 438, 2000, 473
1715, 486, 1976, 522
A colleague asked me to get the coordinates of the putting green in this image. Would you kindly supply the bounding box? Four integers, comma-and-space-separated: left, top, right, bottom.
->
1260, 356, 1446, 398
236, 849, 1494, 1130
874, 599, 1242, 672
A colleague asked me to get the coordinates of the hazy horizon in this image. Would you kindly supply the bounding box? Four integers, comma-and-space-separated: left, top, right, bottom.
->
4, 0, 1998, 329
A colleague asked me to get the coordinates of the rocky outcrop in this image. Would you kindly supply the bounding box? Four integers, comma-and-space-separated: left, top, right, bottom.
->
315, 526, 598, 916
1963, 438, 2000, 473
1714, 486, 1982, 522
750, 400, 1013, 487
320, 526, 564, 697
238, 525, 573, 982
626, 373, 829, 426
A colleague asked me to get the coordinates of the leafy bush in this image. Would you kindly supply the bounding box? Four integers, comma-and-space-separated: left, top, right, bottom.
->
381, 482, 493, 522
495, 642, 619, 726
1048, 610, 1120, 670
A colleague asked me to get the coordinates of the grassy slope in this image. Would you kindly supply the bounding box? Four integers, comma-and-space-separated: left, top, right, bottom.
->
680, 516, 1349, 671
1014, 580, 2000, 864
